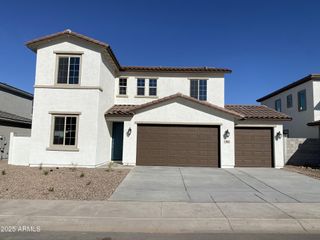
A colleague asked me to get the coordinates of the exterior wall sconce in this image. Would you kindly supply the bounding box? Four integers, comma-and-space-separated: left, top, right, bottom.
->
126, 127, 132, 137
224, 130, 230, 139
276, 131, 282, 140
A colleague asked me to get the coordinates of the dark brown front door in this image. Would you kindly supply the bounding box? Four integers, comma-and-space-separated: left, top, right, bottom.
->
136, 124, 219, 167
235, 128, 273, 167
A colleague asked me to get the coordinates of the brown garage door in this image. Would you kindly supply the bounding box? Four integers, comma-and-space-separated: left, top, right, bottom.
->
235, 128, 273, 167
137, 124, 219, 167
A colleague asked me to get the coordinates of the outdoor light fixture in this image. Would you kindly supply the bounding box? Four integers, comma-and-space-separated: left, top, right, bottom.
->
224, 130, 230, 139
126, 127, 132, 137
276, 131, 282, 140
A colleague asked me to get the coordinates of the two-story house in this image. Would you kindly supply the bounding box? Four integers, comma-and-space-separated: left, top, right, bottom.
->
9, 30, 291, 168
0, 82, 33, 160
257, 74, 320, 138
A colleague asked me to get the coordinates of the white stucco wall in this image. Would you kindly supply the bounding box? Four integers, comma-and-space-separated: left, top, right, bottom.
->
28, 88, 101, 167
261, 81, 316, 138
34, 38, 103, 87
95, 54, 116, 166
313, 81, 320, 122
25, 37, 116, 167
115, 72, 225, 107
235, 120, 285, 168
8, 133, 30, 166
119, 98, 236, 168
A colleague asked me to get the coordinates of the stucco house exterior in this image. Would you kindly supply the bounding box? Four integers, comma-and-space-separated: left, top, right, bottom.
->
257, 74, 320, 138
0, 82, 33, 160
9, 29, 291, 168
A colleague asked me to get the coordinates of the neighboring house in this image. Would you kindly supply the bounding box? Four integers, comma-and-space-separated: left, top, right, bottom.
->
9, 29, 291, 168
0, 82, 33, 159
257, 74, 320, 138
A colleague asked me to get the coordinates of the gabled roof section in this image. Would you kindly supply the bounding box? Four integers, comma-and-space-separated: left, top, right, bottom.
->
0, 82, 33, 100
106, 93, 244, 118
0, 110, 32, 125
225, 105, 292, 120
257, 74, 320, 102
26, 29, 121, 69
26, 30, 231, 74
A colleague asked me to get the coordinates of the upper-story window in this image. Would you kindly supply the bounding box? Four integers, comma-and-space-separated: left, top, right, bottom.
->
119, 78, 127, 95
57, 55, 81, 84
275, 99, 281, 112
190, 79, 207, 101
137, 78, 145, 96
286, 94, 293, 108
149, 79, 157, 96
298, 89, 307, 111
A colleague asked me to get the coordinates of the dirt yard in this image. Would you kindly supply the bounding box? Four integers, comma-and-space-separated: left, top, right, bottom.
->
0, 161, 130, 200
284, 165, 320, 180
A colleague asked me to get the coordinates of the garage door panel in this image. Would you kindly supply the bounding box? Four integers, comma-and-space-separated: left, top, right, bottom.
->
235, 128, 273, 167
137, 125, 219, 167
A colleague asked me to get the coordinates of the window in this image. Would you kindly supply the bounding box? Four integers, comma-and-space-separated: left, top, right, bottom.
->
57, 56, 80, 84
149, 79, 157, 96
137, 78, 145, 96
298, 89, 307, 111
275, 99, 281, 112
52, 115, 78, 147
119, 78, 127, 95
287, 94, 293, 108
190, 79, 207, 101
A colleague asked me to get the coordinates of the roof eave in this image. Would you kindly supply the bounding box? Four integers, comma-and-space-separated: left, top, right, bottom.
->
257, 74, 320, 102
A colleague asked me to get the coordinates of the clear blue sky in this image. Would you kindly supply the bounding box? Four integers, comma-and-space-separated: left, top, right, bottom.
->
0, 0, 319, 104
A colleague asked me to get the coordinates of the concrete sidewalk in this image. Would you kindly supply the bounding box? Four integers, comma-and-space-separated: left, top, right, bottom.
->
0, 199, 320, 234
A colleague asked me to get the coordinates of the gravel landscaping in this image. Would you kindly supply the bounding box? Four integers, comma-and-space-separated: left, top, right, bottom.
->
284, 165, 320, 180
0, 161, 130, 200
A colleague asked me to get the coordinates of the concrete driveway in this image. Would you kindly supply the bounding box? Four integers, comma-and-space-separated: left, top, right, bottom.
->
110, 166, 320, 203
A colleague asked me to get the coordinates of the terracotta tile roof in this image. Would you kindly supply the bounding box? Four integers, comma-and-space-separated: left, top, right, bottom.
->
106, 93, 244, 118
225, 105, 292, 120
307, 120, 320, 126
106, 100, 292, 121
106, 105, 136, 116
257, 74, 320, 102
26, 30, 231, 74
26, 29, 121, 69
0, 110, 32, 124
120, 66, 232, 73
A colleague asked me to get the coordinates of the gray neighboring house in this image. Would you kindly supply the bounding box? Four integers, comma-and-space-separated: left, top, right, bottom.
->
0, 82, 33, 160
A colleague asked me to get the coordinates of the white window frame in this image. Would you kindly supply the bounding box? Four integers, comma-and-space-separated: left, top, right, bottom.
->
137, 78, 145, 96
148, 79, 157, 96
55, 54, 82, 85
49, 113, 80, 151
190, 79, 207, 101
119, 78, 127, 95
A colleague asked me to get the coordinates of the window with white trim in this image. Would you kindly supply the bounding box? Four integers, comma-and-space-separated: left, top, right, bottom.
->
190, 79, 207, 101
137, 78, 145, 96
149, 79, 157, 96
52, 115, 78, 147
119, 78, 127, 95
57, 56, 80, 84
